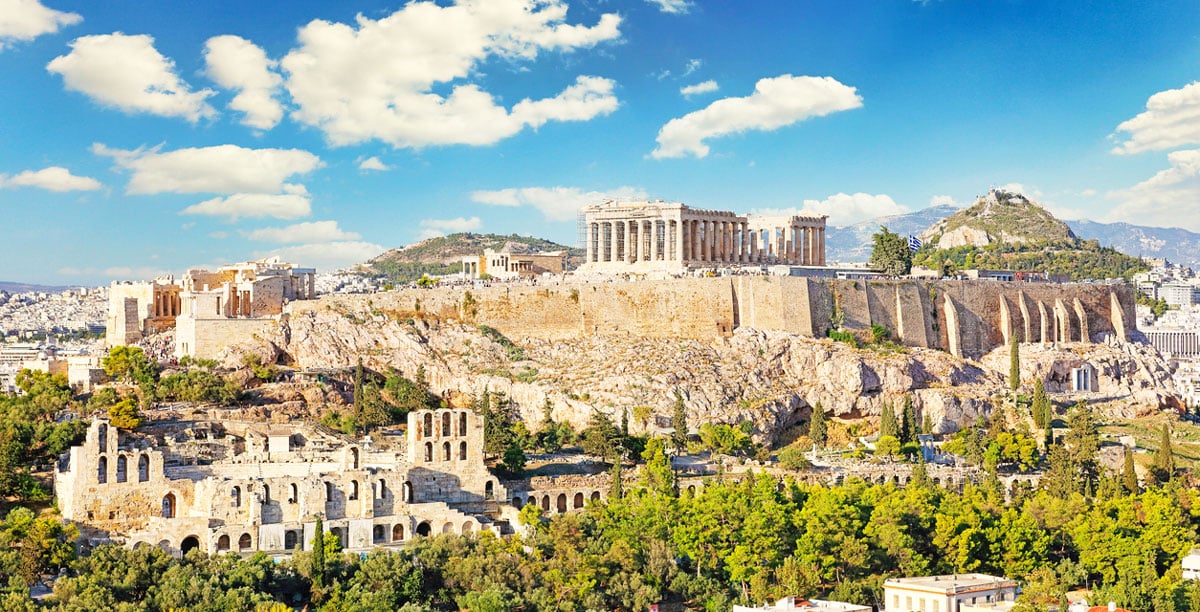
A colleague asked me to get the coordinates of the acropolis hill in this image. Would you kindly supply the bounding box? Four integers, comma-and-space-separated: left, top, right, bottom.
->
226, 275, 1176, 442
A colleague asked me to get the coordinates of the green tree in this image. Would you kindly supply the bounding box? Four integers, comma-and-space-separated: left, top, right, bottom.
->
1151, 423, 1174, 483
1009, 333, 1021, 391
809, 403, 828, 448
671, 391, 688, 453
1032, 379, 1050, 430
869, 226, 913, 276
876, 435, 901, 458
107, 398, 142, 430
1121, 445, 1139, 494
501, 444, 526, 476
1063, 400, 1099, 495
312, 517, 326, 590
581, 411, 622, 459
901, 396, 916, 444
640, 437, 675, 496
879, 401, 898, 439
610, 457, 623, 500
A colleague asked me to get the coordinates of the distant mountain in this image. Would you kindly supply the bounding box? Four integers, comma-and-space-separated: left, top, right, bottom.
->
0, 281, 72, 293
359, 232, 582, 282
918, 189, 1076, 249
825, 205, 959, 263
1067, 220, 1200, 269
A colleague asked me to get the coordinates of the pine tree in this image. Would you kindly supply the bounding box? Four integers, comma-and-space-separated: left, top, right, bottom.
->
809, 403, 828, 448
353, 358, 364, 420
312, 517, 326, 589
879, 401, 898, 439
922, 412, 932, 435
1009, 333, 1021, 391
910, 454, 930, 488
1122, 445, 1139, 494
671, 391, 688, 454
901, 396, 916, 444
1153, 423, 1175, 481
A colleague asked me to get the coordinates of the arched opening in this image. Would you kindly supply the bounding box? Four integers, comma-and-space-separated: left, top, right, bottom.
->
459, 441, 467, 460
231, 486, 241, 508
557, 493, 567, 513
238, 533, 252, 550
116, 455, 127, 483
97, 455, 107, 484
686, 485, 696, 497
590, 491, 601, 502
373, 525, 385, 543
216, 535, 230, 551
138, 454, 149, 482
541, 495, 550, 511
350, 447, 360, 470
162, 493, 176, 518
423, 413, 433, 438
442, 441, 451, 461
403, 481, 413, 503
462, 521, 473, 534
574, 492, 584, 509
98, 424, 108, 453
424, 442, 433, 462
330, 527, 346, 548
442, 412, 451, 436
512, 496, 522, 507
325, 481, 335, 501
349, 480, 359, 501
262, 484, 270, 503
485, 481, 494, 500
284, 530, 298, 550
392, 524, 404, 541
378, 479, 387, 498
289, 483, 299, 503
180, 536, 200, 556
459, 412, 467, 436
442, 522, 453, 534
416, 521, 431, 537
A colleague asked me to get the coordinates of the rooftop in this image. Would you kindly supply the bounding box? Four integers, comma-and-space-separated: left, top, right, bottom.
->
883, 574, 1018, 595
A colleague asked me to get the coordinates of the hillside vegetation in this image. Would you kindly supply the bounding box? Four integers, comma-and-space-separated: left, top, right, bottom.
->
921, 189, 1076, 248
362, 233, 582, 283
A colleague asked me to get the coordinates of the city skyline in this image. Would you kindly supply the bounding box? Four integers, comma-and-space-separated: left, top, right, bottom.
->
1, 0, 1199, 285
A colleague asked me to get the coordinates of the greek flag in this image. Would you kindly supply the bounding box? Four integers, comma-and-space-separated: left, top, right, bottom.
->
907, 235, 922, 252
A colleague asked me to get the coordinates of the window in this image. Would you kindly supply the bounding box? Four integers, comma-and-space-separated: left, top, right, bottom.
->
288, 483, 298, 503
137, 454, 149, 482
97, 456, 107, 484
422, 413, 433, 438
459, 412, 467, 436
424, 442, 433, 462
442, 412, 451, 436
98, 424, 107, 452
350, 447, 360, 469
162, 493, 176, 518
116, 455, 127, 483
231, 486, 241, 508
459, 441, 467, 460
442, 441, 451, 461
216, 535, 230, 551
349, 480, 359, 500
238, 533, 252, 550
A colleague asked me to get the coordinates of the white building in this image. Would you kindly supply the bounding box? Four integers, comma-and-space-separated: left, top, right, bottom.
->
733, 597, 871, 612
1183, 548, 1200, 580
883, 574, 1018, 612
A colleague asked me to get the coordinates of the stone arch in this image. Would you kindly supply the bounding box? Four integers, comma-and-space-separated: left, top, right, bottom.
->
138, 454, 149, 482
442, 441, 451, 461
512, 496, 522, 506
403, 481, 413, 503
373, 524, 385, 543
238, 533, 252, 550
462, 521, 473, 534
442, 412, 451, 436
284, 530, 298, 550
262, 484, 270, 503
556, 493, 567, 513
485, 480, 495, 500
424, 442, 433, 462
231, 486, 241, 507
350, 447, 360, 470
590, 491, 601, 502
686, 485, 696, 497
162, 492, 176, 518
116, 455, 128, 483
459, 441, 467, 460
157, 539, 172, 552
423, 413, 433, 438
393, 524, 405, 541
378, 479, 387, 498
330, 527, 346, 547
932, 477, 942, 487
289, 483, 299, 503
97, 455, 107, 484
349, 480, 359, 501
216, 534, 230, 551
442, 522, 454, 534
98, 423, 108, 452
573, 492, 584, 509
541, 495, 550, 511
180, 536, 200, 556
325, 481, 336, 500
459, 412, 468, 436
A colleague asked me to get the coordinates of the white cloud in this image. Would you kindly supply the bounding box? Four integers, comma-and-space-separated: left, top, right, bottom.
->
752, 193, 908, 227
181, 192, 312, 221
646, 0, 691, 14
204, 35, 284, 130
47, 33, 216, 122
680, 80, 718, 97
929, 194, 961, 208
417, 216, 482, 239
58, 265, 172, 280
1, 166, 101, 191
280, 0, 621, 148
358, 156, 390, 171
651, 74, 863, 159
0, 0, 81, 49
1111, 81, 1200, 155
253, 241, 385, 272
996, 182, 1041, 198
471, 185, 649, 221
246, 220, 360, 243
1106, 149, 1200, 231
94, 143, 321, 195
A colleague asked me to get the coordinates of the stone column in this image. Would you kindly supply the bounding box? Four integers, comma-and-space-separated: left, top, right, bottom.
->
586, 222, 595, 263
716, 221, 725, 262
674, 219, 683, 263
749, 227, 758, 262
724, 221, 733, 262
623, 220, 633, 263
605, 222, 615, 262
818, 227, 826, 266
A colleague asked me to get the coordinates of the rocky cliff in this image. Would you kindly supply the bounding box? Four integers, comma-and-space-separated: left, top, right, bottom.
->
222, 299, 1177, 444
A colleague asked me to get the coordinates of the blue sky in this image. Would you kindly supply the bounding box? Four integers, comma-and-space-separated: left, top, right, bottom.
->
2, 0, 1200, 285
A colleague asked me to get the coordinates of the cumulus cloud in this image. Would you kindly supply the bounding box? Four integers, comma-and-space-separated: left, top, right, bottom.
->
680, 80, 718, 97
417, 216, 482, 239
651, 74, 862, 159
181, 192, 312, 221
279, 0, 621, 148
94, 143, 321, 195
1, 166, 101, 191
0, 0, 81, 49
253, 241, 385, 272
358, 156, 390, 171
646, 0, 691, 14
246, 220, 360, 243
471, 185, 649, 221
929, 194, 961, 208
204, 35, 284, 130
1111, 82, 1200, 155
47, 33, 216, 122
751, 193, 908, 227
1105, 149, 1200, 231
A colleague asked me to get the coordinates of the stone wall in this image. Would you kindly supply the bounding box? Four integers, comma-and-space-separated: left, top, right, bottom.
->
176, 316, 275, 360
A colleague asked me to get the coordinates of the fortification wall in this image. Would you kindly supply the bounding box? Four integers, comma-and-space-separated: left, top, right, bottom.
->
297, 277, 1135, 357
177, 317, 276, 360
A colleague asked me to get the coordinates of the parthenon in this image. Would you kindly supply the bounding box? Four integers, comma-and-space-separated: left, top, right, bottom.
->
578, 200, 826, 272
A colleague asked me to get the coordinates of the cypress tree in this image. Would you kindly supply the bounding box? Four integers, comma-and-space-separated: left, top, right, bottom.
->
312, 516, 326, 589
353, 358, 364, 420
671, 391, 688, 454
879, 401, 898, 440
609, 455, 623, 500
1153, 423, 1175, 481
809, 403, 828, 448
620, 407, 629, 437
1122, 445, 1139, 494
1032, 379, 1049, 429
901, 395, 916, 444
922, 412, 932, 435
1009, 333, 1020, 390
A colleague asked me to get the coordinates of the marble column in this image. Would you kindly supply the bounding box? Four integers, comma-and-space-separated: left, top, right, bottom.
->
818, 227, 826, 266
606, 222, 616, 262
